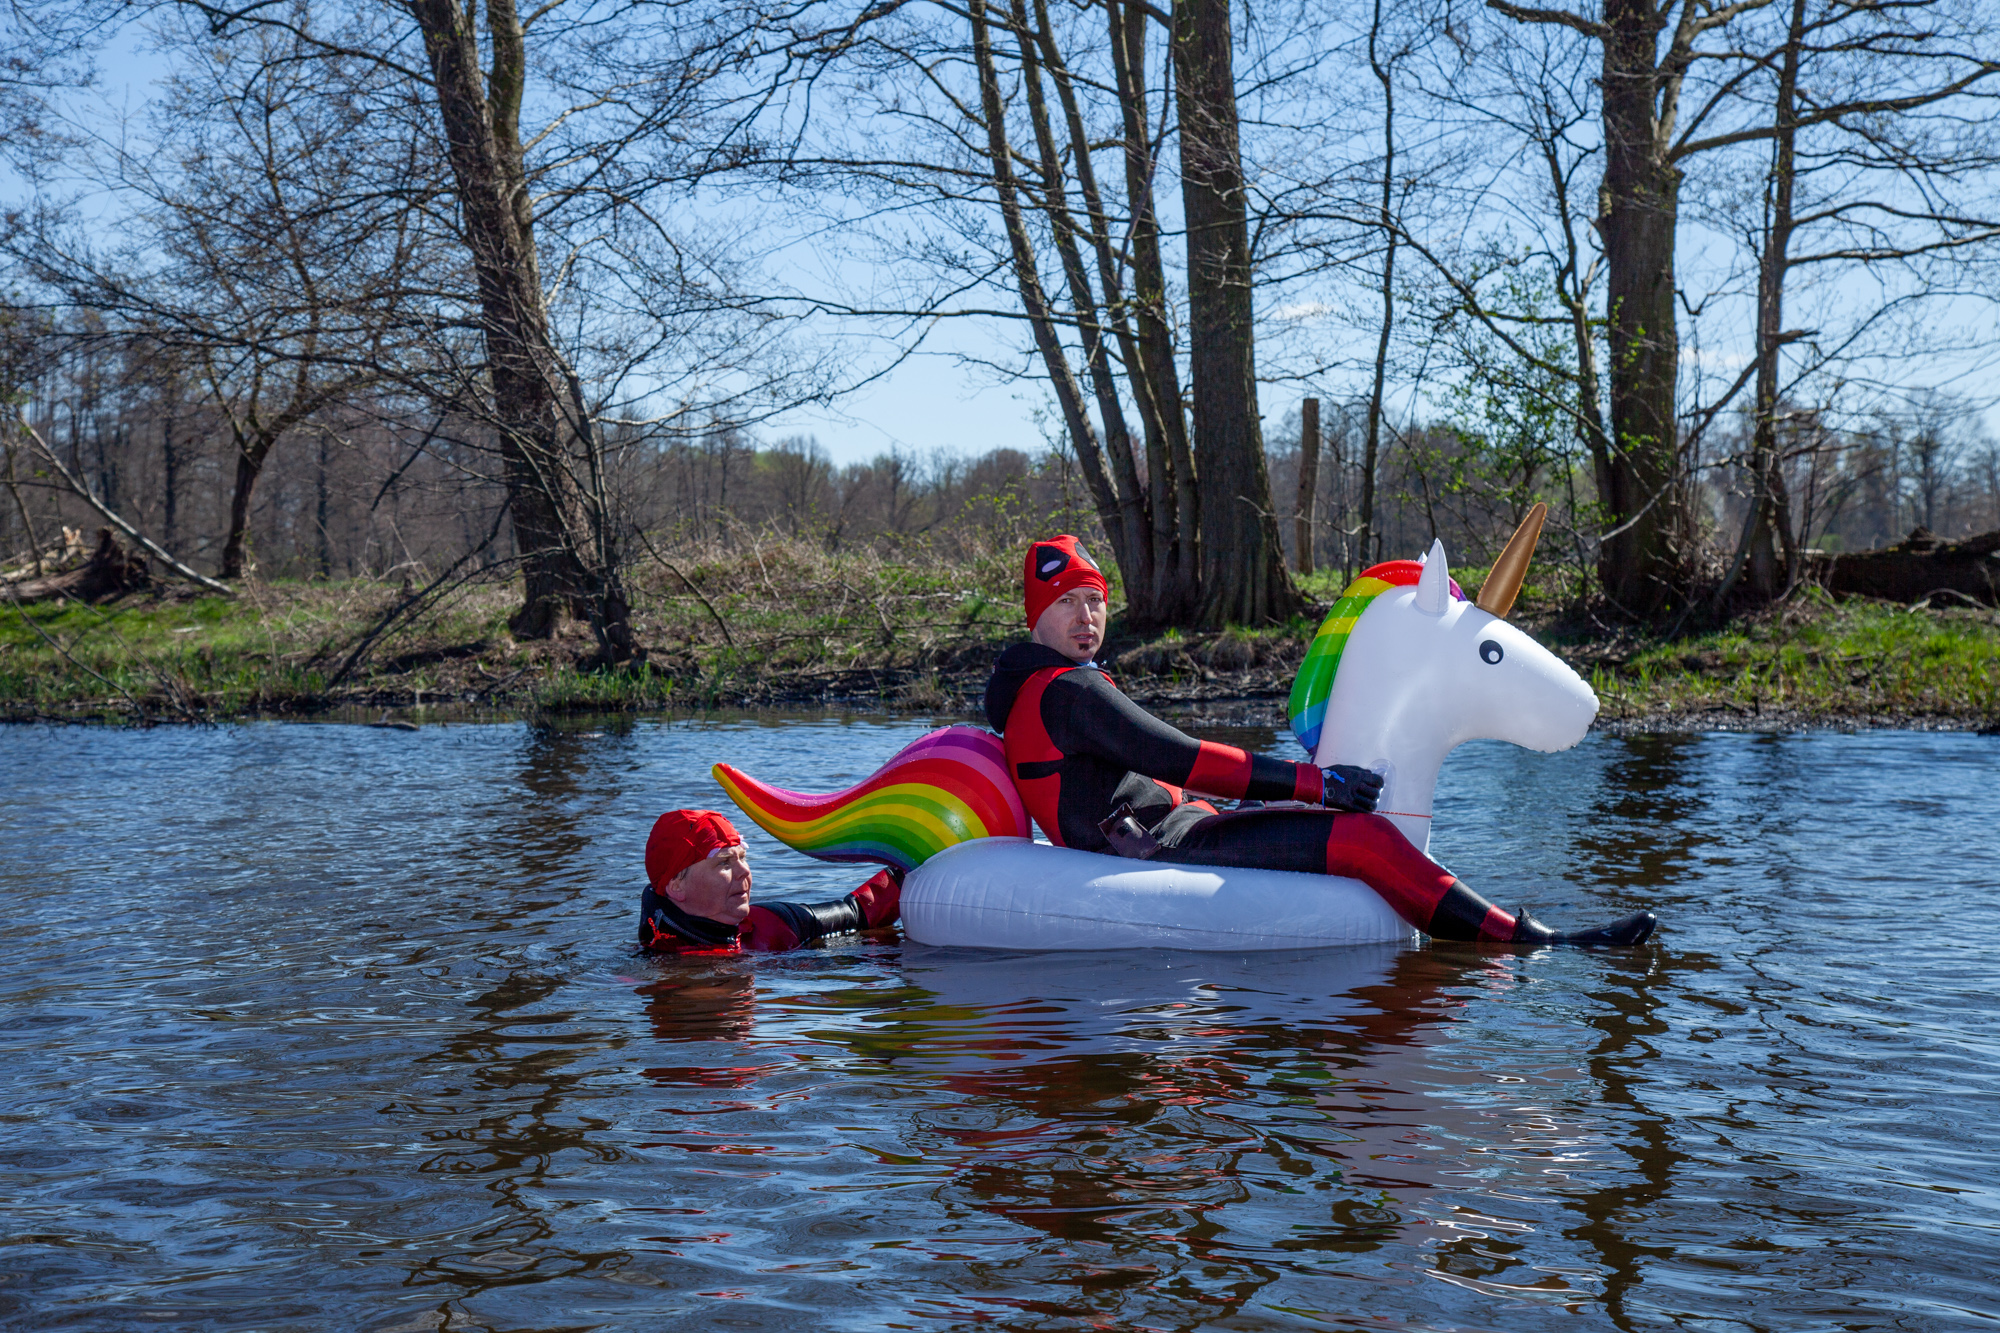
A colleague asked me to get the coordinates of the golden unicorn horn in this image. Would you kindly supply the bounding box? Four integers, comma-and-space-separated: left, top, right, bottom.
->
1475, 502, 1547, 619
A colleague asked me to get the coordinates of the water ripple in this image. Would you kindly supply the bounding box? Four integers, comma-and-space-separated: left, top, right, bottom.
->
1, 717, 1996, 1330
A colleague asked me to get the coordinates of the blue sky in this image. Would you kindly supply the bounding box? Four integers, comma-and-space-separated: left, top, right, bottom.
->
41, 9, 2000, 471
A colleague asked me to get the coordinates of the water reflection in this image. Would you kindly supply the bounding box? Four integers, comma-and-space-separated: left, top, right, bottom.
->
638, 962, 765, 1084
613, 943, 1654, 1328
487, 723, 622, 884
1574, 733, 1710, 891
1540, 737, 1751, 1325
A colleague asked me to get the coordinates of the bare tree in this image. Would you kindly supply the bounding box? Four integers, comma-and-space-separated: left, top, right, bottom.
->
11, 15, 444, 580
1171, 0, 1301, 624
7, 0, 828, 657
1413, 0, 1999, 612
396, 0, 634, 654
958, 0, 1205, 624
1109, 0, 1199, 617
1701, 0, 2000, 606
1356, 0, 1398, 569
696, 0, 1332, 625
1480, 0, 1779, 610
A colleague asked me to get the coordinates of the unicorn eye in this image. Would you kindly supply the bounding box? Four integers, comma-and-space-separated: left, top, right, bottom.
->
1479, 640, 1504, 665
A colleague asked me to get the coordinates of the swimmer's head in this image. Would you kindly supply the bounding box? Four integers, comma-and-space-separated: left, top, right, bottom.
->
645, 808, 753, 924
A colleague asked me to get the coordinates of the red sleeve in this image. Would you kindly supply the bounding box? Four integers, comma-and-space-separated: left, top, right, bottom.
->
848, 868, 902, 929
1186, 741, 1254, 793
1291, 764, 1325, 804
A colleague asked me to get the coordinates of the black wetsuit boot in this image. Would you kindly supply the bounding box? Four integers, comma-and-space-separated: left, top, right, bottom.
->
1509, 908, 1658, 947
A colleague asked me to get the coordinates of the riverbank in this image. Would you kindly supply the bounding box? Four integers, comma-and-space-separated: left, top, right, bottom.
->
3, 545, 1997, 731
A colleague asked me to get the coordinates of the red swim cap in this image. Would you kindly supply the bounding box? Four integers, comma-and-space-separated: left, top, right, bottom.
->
645, 808, 744, 890
1022, 535, 1110, 629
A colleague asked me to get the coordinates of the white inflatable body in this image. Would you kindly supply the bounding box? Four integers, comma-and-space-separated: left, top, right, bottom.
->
901, 837, 1414, 951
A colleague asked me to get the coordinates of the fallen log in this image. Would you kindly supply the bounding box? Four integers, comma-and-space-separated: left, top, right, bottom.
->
17, 415, 233, 596
1803, 526, 2000, 606
3, 528, 151, 603
0, 527, 89, 584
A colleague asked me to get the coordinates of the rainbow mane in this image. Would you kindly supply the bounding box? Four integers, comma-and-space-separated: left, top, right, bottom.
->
713, 726, 1030, 872
1288, 559, 1466, 756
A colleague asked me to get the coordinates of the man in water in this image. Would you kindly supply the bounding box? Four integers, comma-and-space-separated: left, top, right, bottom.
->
984, 535, 1654, 947
638, 808, 902, 954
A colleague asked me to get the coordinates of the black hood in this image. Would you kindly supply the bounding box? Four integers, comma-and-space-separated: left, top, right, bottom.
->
983, 642, 1094, 732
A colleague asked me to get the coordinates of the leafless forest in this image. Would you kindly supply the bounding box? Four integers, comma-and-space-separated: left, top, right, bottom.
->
2, 0, 1997, 646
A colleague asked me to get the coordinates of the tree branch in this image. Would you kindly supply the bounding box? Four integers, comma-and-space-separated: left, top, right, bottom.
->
1484, 0, 1606, 38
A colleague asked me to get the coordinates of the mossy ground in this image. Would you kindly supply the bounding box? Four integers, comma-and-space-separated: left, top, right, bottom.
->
1562, 589, 2000, 730
3, 545, 1995, 729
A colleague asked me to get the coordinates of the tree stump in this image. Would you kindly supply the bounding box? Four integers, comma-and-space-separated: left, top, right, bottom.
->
3, 528, 152, 603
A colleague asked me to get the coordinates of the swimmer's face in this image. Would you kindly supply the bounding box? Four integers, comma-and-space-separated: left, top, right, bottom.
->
666, 843, 753, 924
1031, 587, 1107, 664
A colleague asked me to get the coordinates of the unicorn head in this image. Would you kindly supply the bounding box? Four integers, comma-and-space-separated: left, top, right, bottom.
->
1287, 506, 1597, 852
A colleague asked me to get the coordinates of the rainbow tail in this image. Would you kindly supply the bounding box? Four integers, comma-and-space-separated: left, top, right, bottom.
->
713, 726, 1030, 872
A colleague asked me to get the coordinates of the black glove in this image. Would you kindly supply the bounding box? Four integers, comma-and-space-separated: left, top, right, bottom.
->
1320, 764, 1384, 813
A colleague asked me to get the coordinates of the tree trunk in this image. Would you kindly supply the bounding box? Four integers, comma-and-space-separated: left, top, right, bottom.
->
160, 402, 179, 556
217, 380, 335, 581
1172, 0, 1300, 626
7, 527, 149, 603
1596, 0, 1690, 612
1111, 0, 1198, 621
966, 0, 1133, 587
219, 428, 276, 580
1805, 527, 2000, 605
1294, 397, 1319, 574
1012, 0, 1155, 616
1360, 0, 1395, 570
3, 431, 44, 574
408, 0, 636, 658
1706, 0, 1808, 615
1744, 0, 1806, 601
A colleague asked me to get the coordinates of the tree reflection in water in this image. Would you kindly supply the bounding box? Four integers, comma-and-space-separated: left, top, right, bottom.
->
629, 941, 1658, 1328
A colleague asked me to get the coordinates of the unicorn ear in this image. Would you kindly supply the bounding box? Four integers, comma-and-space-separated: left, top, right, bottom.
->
1414, 539, 1452, 614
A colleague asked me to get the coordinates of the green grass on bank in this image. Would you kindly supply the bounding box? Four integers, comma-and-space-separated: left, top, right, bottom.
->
1577, 589, 2000, 726
0, 540, 1030, 720
2, 545, 1995, 726
0, 582, 500, 720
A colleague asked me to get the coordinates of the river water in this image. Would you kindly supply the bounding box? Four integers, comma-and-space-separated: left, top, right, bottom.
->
1, 714, 1995, 1332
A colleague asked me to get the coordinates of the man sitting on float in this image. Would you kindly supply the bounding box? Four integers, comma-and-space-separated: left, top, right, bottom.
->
987, 535, 1652, 946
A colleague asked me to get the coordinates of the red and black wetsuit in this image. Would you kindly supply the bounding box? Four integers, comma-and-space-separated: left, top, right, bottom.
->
639, 868, 902, 955
983, 643, 1535, 943
983, 644, 1324, 852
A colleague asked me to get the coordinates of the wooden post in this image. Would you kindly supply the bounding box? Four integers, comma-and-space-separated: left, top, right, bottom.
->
1294, 397, 1320, 574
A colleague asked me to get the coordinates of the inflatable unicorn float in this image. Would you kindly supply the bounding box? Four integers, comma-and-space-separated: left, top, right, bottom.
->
715, 507, 1639, 952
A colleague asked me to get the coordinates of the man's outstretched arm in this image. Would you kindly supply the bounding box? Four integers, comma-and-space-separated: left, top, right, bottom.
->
740, 868, 904, 952
1047, 670, 1326, 804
